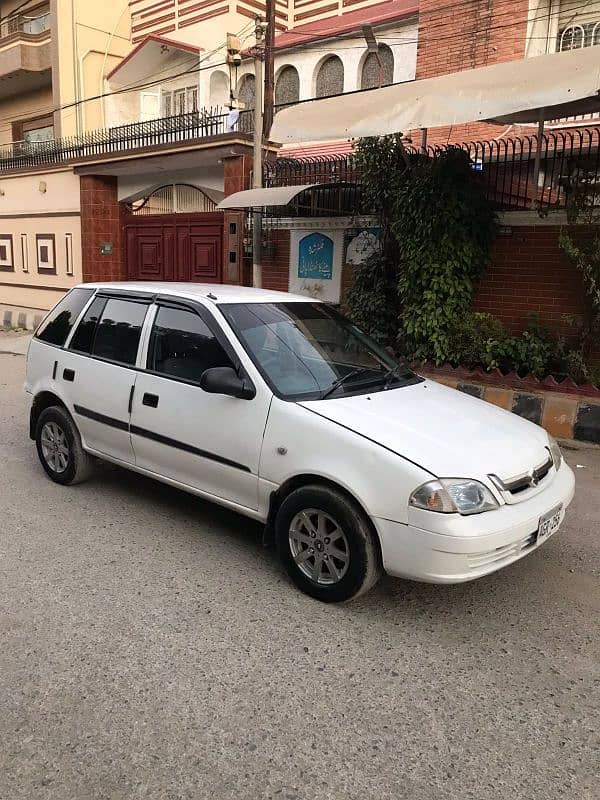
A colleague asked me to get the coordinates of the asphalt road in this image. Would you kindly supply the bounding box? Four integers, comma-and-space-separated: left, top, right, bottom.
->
1, 350, 599, 800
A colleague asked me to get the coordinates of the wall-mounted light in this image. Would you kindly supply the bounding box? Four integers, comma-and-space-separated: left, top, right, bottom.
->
39, 181, 47, 193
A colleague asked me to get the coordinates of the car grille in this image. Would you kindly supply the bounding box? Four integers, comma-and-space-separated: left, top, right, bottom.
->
467, 531, 537, 571
489, 451, 554, 503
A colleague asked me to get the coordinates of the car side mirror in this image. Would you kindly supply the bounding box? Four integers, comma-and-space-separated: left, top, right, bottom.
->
200, 366, 256, 400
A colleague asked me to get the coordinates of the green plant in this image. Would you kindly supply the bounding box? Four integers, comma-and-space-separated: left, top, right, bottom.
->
345, 136, 408, 346
486, 330, 553, 378
559, 180, 600, 361
344, 250, 399, 346
347, 142, 497, 361
445, 312, 504, 368
391, 149, 498, 363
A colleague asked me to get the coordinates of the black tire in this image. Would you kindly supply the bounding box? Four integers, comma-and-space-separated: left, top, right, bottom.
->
275, 484, 382, 602
35, 405, 94, 486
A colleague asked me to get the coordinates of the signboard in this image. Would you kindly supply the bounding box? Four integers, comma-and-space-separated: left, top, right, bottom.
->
345, 228, 381, 265
298, 233, 333, 280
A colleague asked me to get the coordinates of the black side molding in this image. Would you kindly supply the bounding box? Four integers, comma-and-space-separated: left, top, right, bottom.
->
72, 404, 251, 473
130, 425, 251, 473
73, 404, 129, 432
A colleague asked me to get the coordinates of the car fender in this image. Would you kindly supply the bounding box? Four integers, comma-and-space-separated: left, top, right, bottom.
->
259, 397, 433, 523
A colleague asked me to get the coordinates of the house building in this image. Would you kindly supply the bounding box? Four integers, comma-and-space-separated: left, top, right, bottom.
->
0, 0, 599, 337
414, 0, 600, 144
0, 0, 419, 325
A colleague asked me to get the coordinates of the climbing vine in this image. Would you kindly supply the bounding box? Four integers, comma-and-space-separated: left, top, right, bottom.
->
559, 181, 600, 357
345, 139, 497, 362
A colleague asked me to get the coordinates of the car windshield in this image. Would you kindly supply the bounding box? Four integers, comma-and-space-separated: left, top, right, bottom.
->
219, 301, 421, 401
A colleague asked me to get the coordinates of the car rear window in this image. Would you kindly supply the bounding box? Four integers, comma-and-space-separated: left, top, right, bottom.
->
92, 298, 148, 366
35, 288, 94, 346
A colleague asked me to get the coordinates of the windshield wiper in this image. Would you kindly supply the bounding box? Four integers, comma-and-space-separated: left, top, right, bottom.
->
320, 367, 375, 399
378, 364, 418, 390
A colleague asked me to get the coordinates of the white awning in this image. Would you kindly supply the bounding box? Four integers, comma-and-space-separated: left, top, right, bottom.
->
217, 184, 318, 208
270, 47, 600, 143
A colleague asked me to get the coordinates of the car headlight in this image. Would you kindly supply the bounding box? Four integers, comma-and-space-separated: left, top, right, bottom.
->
548, 435, 562, 471
409, 478, 499, 515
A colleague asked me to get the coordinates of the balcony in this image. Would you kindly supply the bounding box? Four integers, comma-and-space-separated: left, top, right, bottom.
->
0, 10, 51, 96
0, 108, 255, 172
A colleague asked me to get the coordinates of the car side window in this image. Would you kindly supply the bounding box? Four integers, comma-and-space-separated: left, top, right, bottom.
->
35, 288, 94, 346
147, 306, 233, 383
90, 298, 149, 366
69, 296, 107, 354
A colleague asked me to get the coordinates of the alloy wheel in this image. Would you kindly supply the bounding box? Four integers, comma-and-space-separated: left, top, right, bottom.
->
40, 421, 70, 474
288, 509, 350, 585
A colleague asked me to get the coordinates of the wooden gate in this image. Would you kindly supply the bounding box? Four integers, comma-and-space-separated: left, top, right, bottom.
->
124, 212, 224, 282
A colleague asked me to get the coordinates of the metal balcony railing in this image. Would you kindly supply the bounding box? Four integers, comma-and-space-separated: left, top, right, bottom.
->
265, 127, 600, 215
0, 107, 254, 171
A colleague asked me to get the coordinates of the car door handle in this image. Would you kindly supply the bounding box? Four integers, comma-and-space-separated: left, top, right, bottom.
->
142, 392, 159, 408
63, 368, 75, 382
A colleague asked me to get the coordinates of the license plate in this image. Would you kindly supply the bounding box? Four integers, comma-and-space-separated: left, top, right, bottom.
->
537, 504, 563, 542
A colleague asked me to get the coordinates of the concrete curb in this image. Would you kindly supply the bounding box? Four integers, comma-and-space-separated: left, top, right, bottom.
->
423, 370, 600, 445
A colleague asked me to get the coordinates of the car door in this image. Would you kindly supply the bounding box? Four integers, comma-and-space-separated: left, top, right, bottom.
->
129, 300, 271, 511
64, 293, 151, 464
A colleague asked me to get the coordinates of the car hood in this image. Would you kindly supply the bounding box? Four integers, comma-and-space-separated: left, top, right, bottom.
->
299, 379, 550, 481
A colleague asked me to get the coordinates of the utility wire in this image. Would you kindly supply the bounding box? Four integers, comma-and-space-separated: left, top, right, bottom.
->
6, 0, 597, 125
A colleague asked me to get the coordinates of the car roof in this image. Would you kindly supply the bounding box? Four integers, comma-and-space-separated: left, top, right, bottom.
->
77, 282, 317, 305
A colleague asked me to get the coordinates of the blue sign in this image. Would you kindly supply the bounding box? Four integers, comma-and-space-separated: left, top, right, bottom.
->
298, 232, 333, 280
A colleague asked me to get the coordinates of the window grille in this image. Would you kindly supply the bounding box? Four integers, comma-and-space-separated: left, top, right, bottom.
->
558, 21, 600, 50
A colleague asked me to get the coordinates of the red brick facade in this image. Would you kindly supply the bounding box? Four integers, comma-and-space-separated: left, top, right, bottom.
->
80, 175, 127, 283
474, 225, 588, 336
261, 222, 594, 357
414, 0, 531, 145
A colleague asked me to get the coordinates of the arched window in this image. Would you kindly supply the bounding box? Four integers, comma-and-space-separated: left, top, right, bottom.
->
275, 65, 300, 107
559, 24, 585, 51
237, 74, 255, 132
315, 55, 344, 98
209, 70, 229, 108
360, 44, 394, 89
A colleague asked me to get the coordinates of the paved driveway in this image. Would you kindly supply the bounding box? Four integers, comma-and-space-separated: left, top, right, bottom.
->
1, 350, 599, 800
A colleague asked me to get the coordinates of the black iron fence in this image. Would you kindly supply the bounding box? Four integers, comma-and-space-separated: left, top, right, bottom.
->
265, 127, 600, 214
0, 107, 254, 171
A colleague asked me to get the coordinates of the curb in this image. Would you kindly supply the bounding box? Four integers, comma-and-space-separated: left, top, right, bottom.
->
422, 370, 600, 445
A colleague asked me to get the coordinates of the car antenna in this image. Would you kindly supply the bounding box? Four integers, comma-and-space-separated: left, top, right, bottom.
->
207, 292, 218, 300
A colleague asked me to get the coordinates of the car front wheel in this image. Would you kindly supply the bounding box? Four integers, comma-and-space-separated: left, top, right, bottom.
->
35, 405, 93, 485
275, 485, 382, 602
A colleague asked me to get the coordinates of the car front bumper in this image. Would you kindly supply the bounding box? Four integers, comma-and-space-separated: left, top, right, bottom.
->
373, 462, 576, 584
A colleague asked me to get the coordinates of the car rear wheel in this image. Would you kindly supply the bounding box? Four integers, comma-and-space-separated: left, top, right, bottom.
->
275, 485, 382, 602
35, 406, 93, 485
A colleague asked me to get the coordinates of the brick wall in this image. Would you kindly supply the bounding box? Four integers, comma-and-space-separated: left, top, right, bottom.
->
414, 0, 530, 144
80, 175, 127, 283
258, 223, 590, 338
474, 224, 589, 337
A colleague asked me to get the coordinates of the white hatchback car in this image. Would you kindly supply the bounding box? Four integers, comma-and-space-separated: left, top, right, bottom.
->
26, 283, 575, 602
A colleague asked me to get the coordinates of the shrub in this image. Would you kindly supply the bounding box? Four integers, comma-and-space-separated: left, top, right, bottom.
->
446, 312, 505, 368
344, 251, 399, 347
